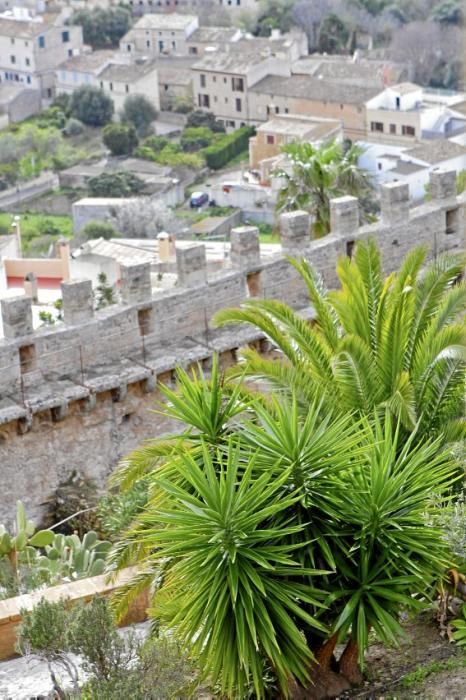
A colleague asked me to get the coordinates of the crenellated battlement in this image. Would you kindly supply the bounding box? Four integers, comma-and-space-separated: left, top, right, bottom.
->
0, 168, 464, 429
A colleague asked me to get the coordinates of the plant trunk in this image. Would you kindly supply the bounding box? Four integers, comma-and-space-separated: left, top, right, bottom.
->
304, 635, 351, 700
339, 638, 363, 686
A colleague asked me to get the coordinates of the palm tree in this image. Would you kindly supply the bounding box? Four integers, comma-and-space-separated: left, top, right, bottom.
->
215, 239, 466, 444
274, 140, 374, 237
109, 361, 458, 698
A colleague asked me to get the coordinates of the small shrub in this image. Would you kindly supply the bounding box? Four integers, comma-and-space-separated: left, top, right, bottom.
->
95, 271, 116, 309
180, 126, 217, 152
37, 218, 62, 236
103, 123, 138, 156
172, 96, 193, 114
39, 310, 55, 326
186, 109, 225, 133
63, 117, 85, 137
82, 220, 117, 241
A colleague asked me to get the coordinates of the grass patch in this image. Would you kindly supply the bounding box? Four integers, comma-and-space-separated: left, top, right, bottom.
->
401, 655, 466, 687
0, 211, 73, 256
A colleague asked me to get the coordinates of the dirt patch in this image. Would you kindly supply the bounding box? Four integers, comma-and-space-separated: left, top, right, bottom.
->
344, 613, 466, 699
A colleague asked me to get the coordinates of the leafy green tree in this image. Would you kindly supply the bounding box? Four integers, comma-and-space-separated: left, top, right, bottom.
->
103, 123, 138, 156
70, 86, 114, 127
215, 239, 466, 443
82, 220, 117, 241
120, 95, 158, 137
317, 13, 350, 52
275, 140, 374, 237
88, 170, 144, 197
69, 6, 132, 49
109, 357, 458, 697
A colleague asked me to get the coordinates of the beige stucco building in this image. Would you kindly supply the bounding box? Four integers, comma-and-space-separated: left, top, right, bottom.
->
119, 13, 199, 57
98, 61, 160, 114
249, 114, 343, 183
0, 9, 83, 103
249, 75, 378, 141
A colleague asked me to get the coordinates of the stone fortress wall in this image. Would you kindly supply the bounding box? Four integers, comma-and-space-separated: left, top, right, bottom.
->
0, 170, 464, 525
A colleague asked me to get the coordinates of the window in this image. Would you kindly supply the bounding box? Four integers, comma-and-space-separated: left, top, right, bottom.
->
127, 44, 131, 51
189, 46, 198, 54
266, 106, 270, 115
227, 120, 235, 128
284, 107, 289, 114
377, 162, 382, 171
446, 208, 459, 234
225, 97, 228, 103
26, 76, 31, 84
214, 95, 218, 102
38, 35, 45, 48
62, 30, 69, 43
19, 345, 36, 374
275, 106, 279, 114
158, 40, 164, 51
396, 96, 400, 109
223, 77, 227, 83
46, 87, 52, 98
235, 97, 242, 112
109, 82, 113, 91
68, 49, 73, 57
389, 124, 396, 134
100, 81, 104, 88
370, 121, 384, 133
232, 76, 244, 92
346, 240, 355, 259
402, 125, 415, 136
25, 57, 30, 66
172, 41, 176, 49
198, 93, 210, 108
266, 134, 274, 145
125, 84, 129, 93
10, 37, 14, 45
146, 40, 150, 48
10, 55, 16, 64
200, 74, 206, 87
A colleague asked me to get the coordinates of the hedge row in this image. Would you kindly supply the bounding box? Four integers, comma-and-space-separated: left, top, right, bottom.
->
203, 126, 255, 170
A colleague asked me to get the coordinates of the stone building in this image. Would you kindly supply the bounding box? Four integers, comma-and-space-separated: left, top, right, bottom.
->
0, 8, 83, 103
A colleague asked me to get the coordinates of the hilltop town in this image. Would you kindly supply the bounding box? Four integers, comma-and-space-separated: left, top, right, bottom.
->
0, 1, 466, 698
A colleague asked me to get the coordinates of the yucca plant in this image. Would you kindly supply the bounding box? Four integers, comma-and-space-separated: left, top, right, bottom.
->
109, 357, 459, 697
214, 239, 466, 444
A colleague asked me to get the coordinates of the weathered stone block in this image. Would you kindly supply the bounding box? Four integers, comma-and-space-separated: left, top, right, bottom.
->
380, 182, 409, 226
61, 279, 94, 326
176, 243, 207, 287
429, 169, 457, 201
1, 296, 33, 339
230, 226, 260, 269
120, 263, 152, 305
330, 196, 359, 236
230, 226, 261, 269
280, 211, 311, 255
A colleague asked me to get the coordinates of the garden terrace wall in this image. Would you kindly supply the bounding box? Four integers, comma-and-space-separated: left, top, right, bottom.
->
0, 170, 464, 525
0, 566, 148, 660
